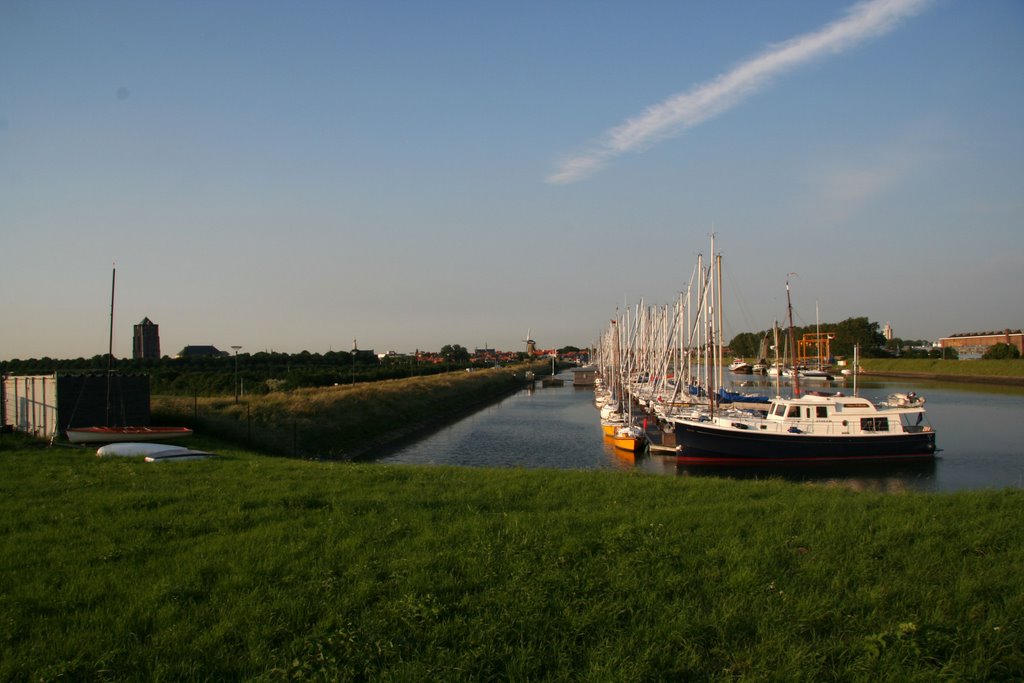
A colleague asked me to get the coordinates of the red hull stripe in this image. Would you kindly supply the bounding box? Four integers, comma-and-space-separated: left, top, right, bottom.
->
677, 453, 934, 465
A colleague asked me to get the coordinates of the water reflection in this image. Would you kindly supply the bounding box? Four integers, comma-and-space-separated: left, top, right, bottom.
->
373, 373, 1024, 493
672, 458, 939, 492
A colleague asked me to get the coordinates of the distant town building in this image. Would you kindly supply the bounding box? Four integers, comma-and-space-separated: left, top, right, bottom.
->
177, 345, 229, 358
938, 329, 1023, 358
883, 322, 893, 341
132, 317, 160, 360
571, 365, 597, 386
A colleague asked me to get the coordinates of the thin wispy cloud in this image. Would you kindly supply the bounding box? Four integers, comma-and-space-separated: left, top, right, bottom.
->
809, 118, 950, 223
547, 0, 933, 184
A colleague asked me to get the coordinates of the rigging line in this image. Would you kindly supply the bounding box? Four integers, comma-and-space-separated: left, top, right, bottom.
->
720, 257, 759, 338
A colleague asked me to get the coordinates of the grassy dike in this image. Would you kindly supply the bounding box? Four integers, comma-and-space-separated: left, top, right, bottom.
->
857, 359, 1024, 385
151, 363, 550, 460
0, 433, 1021, 680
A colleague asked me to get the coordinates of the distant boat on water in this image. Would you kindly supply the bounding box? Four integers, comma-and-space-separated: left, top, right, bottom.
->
728, 358, 753, 374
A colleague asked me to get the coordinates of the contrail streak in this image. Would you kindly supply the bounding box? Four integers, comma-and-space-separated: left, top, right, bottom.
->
546, 0, 933, 184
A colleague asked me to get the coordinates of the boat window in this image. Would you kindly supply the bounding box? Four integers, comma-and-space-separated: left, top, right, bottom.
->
787, 405, 800, 418
816, 406, 828, 418
860, 417, 889, 432
772, 404, 787, 417
901, 412, 926, 432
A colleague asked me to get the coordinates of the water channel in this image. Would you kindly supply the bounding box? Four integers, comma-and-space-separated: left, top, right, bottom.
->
374, 372, 1024, 493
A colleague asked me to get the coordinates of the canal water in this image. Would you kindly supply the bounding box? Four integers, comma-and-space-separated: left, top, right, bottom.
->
373, 372, 1024, 493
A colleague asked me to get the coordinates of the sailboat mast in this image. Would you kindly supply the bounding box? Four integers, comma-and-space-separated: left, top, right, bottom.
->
853, 344, 859, 397
815, 300, 822, 370
716, 249, 724, 396
786, 273, 800, 397
106, 265, 116, 426
773, 320, 781, 398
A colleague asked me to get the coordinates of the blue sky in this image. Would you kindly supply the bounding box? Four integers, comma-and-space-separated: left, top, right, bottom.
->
2, 0, 1021, 359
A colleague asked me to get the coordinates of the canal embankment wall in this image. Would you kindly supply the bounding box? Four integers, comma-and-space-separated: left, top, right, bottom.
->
152, 361, 557, 460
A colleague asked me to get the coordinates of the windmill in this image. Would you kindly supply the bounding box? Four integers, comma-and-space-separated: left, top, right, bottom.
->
522, 329, 537, 356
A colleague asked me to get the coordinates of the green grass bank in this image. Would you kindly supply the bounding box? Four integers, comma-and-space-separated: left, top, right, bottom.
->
1, 436, 1021, 680
857, 359, 1024, 385
152, 363, 550, 460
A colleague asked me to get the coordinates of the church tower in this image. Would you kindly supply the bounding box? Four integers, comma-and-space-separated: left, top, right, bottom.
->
133, 317, 160, 360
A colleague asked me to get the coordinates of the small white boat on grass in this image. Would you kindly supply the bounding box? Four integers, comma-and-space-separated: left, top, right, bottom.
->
96, 441, 215, 461
97, 442, 190, 457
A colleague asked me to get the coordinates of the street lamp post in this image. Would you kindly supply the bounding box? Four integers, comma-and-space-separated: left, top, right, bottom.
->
231, 345, 242, 403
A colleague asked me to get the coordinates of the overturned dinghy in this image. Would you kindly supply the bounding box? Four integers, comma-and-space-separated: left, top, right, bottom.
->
97, 442, 190, 457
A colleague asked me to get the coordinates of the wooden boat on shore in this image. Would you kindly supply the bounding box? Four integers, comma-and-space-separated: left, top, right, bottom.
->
67, 426, 193, 444
65, 267, 194, 446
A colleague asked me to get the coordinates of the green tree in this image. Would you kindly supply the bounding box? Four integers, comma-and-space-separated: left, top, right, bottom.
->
727, 332, 761, 358
832, 317, 887, 357
439, 344, 470, 364
982, 343, 1021, 360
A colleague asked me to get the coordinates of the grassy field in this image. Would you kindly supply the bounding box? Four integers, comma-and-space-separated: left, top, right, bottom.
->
857, 358, 1024, 380
2, 433, 1021, 681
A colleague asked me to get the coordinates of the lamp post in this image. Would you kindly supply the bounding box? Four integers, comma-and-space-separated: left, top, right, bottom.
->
231, 345, 242, 402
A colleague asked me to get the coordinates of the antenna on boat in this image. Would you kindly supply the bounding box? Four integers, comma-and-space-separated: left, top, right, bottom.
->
853, 344, 859, 397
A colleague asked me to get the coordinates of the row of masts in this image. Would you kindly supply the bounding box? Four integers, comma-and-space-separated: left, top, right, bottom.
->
594, 236, 734, 419
592, 235, 845, 437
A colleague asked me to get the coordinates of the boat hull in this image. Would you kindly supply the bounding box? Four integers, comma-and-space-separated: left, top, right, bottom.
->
66, 426, 193, 444
96, 442, 190, 457
611, 435, 645, 452
671, 420, 936, 464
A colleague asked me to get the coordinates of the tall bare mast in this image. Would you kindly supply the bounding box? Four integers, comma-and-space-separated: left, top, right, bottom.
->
107, 265, 116, 426
786, 273, 800, 397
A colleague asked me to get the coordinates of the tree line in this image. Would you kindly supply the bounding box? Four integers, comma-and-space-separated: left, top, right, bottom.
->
726, 316, 960, 361
0, 349, 503, 397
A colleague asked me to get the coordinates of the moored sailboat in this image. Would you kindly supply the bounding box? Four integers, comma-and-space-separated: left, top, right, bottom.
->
665, 391, 935, 464
666, 276, 937, 464
610, 422, 647, 453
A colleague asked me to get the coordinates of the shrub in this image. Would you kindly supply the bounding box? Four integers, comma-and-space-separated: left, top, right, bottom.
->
982, 343, 1021, 360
